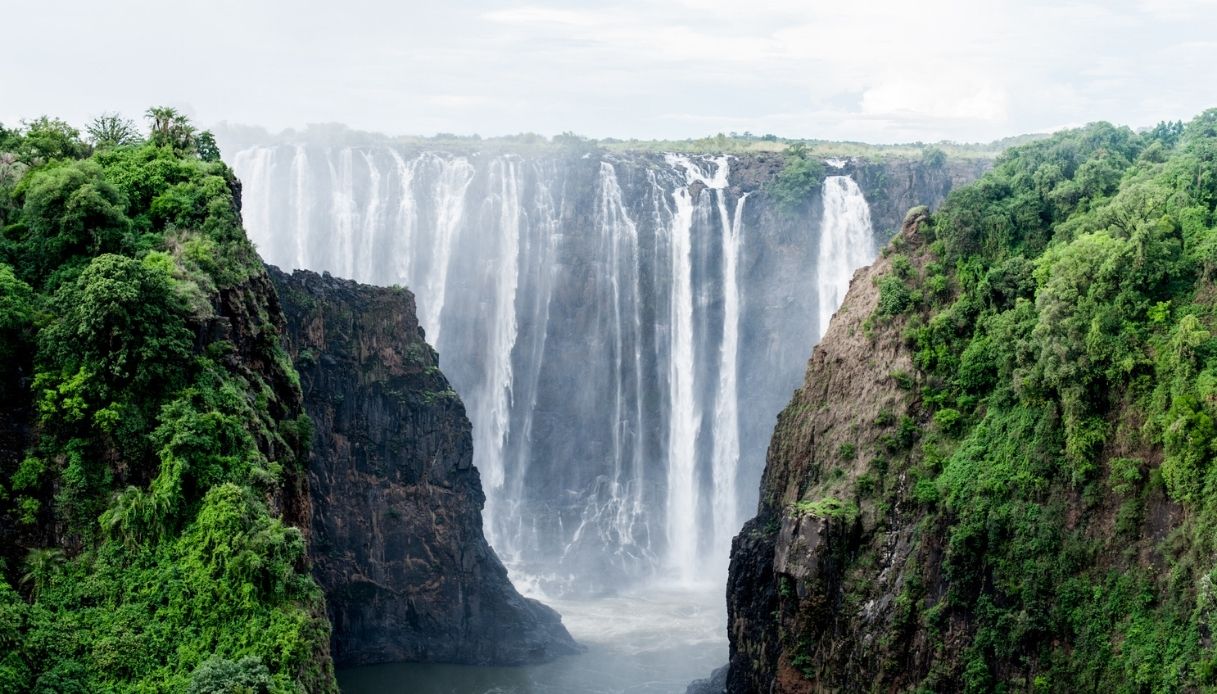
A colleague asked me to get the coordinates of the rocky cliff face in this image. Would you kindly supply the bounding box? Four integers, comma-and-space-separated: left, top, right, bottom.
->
268, 266, 579, 667
726, 209, 932, 692
852, 158, 992, 240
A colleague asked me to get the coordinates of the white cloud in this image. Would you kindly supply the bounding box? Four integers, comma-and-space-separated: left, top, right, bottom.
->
861, 79, 1010, 123
2, 0, 1216, 142
482, 6, 613, 26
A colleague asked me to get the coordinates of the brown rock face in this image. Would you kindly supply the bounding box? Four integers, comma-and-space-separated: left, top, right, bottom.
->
726, 210, 929, 692
269, 266, 579, 667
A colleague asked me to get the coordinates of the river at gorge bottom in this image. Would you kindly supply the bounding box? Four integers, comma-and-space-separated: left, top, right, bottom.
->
336, 580, 727, 694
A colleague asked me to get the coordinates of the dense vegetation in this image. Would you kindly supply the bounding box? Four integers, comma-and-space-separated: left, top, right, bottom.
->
767, 143, 828, 212
0, 112, 334, 692
855, 111, 1217, 690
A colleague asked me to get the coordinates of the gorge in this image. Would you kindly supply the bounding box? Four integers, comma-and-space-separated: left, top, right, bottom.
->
2, 0, 1211, 685
223, 135, 984, 596
7, 108, 1212, 692
212, 132, 989, 690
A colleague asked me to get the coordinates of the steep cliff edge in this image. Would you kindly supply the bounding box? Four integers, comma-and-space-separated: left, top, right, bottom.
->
269, 266, 579, 667
852, 158, 992, 240
0, 135, 335, 691
727, 209, 926, 693
726, 116, 1217, 691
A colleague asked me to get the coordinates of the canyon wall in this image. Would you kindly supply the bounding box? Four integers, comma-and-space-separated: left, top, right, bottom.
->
270, 266, 579, 666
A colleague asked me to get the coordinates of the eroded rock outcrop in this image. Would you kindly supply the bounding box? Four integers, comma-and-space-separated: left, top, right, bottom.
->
725, 210, 929, 692
269, 266, 579, 667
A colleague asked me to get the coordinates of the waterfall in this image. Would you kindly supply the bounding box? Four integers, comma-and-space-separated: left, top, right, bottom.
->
663, 154, 747, 581
817, 175, 875, 339
664, 159, 701, 581
711, 192, 747, 565
358, 151, 383, 281
501, 164, 560, 561
472, 159, 523, 549
328, 149, 357, 280
290, 145, 310, 270
231, 148, 274, 255
226, 143, 878, 594
420, 156, 475, 345
591, 162, 648, 569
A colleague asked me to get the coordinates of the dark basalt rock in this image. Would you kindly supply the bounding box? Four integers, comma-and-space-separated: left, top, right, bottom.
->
269, 266, 580, 667
686, 663, 729, 694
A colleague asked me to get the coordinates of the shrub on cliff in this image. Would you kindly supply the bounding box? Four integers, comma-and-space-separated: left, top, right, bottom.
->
769, 143, 826, 212
842, 110, 1217, 689
0, 112, 334, 691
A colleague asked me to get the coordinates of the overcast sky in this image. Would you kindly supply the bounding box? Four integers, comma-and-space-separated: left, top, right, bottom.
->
3, 0, 1216, 143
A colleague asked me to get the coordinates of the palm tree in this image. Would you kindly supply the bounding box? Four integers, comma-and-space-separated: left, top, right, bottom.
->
145, 106, 179, 144
20, 547, 65, 600
145, 106, 195, 151
101, 485, 152, 548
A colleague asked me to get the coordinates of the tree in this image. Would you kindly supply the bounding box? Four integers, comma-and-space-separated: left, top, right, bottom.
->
0, 264, 33, 362
16, 160, 131, 284
921, 146, 947, 168
186, 656, 272, 694
0, 152, 28, 225
769, 143, 826, 212
195, 130, 220, 162
18, 117, 88, 163
0, 123, 19, 151
145, 106, 195, 152
19, 548, 64, 600
38, 253, 192, 397
86, 113, 140, 149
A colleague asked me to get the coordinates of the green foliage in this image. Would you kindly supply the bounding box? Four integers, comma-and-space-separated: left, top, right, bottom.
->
38, 253, 192, 397
16, 117, 89, 164
876, 274, 914, 317
0, 154, 29, 225
187, 655, 272, 694
0, 263, 33, 362
792, 496, 859, 522
85, 113, 141, 150
10, 160, 132, 286
0, 109, 334, 691
864, 112, 1217, 690
195, 130, 221, 162
921, 146, 947, 169
932, 407, 962, 434
769, 144, 826, 212
145, 106, 196, 153
19, 549, 64, 601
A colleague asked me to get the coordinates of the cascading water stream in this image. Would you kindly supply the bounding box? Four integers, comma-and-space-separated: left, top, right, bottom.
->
663, 159, 700, 581
471, 158, 523, 548
387, 150, 421, 286
357, 150, 382, 281
326, 149, 354, 279
662, 154, 748, 581
500, 164, 560, 562
816, 175, 875, 339
420, 156, 475, 345
711, 192, 748, 568
290, 145, 310, 271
